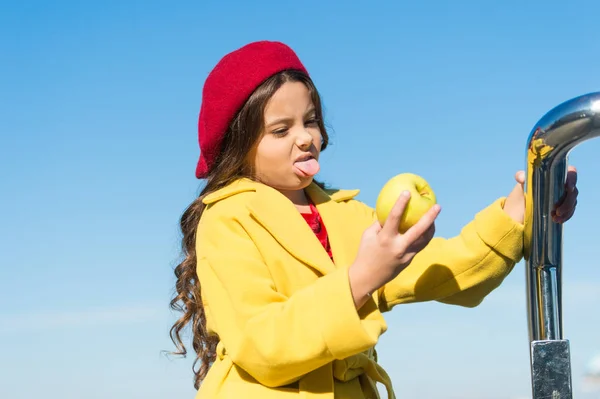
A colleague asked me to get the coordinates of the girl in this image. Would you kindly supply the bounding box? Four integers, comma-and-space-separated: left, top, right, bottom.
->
169, 41, 579, 399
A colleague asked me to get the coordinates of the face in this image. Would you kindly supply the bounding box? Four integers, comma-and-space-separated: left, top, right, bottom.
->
249, 81, 322, 193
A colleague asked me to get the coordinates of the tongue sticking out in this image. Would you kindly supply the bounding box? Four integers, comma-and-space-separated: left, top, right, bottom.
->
294, 158, 320, 177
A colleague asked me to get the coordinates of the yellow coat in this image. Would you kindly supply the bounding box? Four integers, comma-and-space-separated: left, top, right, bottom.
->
195, 178, 524, 399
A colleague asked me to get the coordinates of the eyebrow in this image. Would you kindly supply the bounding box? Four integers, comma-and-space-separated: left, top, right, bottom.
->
265, 108, 316, 128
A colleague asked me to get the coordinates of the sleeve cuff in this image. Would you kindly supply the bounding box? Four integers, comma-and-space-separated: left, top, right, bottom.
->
314, 268, 386, 360
474, 197, 524, 261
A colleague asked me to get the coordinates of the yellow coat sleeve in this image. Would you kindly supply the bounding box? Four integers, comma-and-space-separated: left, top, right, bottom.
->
345, 198, 524, 312
379, 198, 524, 311
196, 208, 387, 388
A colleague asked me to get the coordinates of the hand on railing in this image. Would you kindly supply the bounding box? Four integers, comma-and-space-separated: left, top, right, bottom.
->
503, 167, 579, 224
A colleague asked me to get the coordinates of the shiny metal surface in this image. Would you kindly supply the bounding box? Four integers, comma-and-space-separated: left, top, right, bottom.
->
524, 92, 600, 398
531, 340, 573, 399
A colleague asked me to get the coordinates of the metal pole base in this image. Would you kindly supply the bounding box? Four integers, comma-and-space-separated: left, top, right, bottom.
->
531, 340, 573, 399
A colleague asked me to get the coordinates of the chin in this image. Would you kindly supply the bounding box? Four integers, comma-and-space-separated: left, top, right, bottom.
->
269, 176, 314, 192
297, 177, 314, 189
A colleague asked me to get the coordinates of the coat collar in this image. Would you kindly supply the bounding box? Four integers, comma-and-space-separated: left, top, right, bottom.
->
203, 179, 360, 275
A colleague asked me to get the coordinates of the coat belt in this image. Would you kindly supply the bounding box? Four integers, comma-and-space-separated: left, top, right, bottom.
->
216, 343, 395, 399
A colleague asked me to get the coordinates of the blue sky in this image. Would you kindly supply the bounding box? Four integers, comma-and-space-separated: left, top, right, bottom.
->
2, 0, 600, 398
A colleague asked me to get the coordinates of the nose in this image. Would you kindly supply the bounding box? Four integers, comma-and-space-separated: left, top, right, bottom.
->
296, 128, 313, 150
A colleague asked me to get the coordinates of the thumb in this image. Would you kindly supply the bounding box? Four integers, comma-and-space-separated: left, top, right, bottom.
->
515, 170, 525, 187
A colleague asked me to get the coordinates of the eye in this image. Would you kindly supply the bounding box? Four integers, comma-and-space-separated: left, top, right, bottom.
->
305, 118, 320, 126
272, 128, 288, 136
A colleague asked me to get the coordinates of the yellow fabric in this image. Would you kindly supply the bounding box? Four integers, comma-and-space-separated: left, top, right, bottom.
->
195, 178, 524, 399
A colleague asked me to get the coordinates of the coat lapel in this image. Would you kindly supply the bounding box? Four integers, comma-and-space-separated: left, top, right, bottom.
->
305, 183, 360, 270
207, 178, 362, 277
246, 183, 336, 276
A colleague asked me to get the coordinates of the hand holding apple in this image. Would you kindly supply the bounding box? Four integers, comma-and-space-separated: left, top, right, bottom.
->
375, 173, 438, 233
348, 174, 441, 309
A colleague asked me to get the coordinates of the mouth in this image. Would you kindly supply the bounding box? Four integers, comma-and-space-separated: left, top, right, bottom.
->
293, 153, 320, 177
295, 153, 314, 162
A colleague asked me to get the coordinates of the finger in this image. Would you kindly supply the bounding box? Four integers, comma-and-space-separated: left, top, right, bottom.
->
364, 220, 383, 238
556, 188, 578, 216
419, 223, 436, 244
381, 191, 411, 237
371, 220, 383, 234
402, 204, 441, 244
560, 208, 575, 223
368, 219, 382, 229
424, 223, 436, 241
553, 204, 576, 223
553, 180, 578, 210
565, 166, 577, 191
409, 224, 436, 250
515, 170, 525, 185
553, 174, 578, 208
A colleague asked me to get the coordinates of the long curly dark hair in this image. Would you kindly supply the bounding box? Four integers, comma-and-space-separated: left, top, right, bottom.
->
169, 69, 330, 389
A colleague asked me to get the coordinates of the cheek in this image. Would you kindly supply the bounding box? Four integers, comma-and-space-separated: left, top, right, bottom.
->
313, 131, 323, 152
255, 138, 289, 170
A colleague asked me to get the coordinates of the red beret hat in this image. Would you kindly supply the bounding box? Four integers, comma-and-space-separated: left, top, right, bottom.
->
195, 41, 309, 179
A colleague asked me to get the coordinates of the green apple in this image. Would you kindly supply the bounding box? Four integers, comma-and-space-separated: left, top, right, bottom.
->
375, 173, 437, 233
